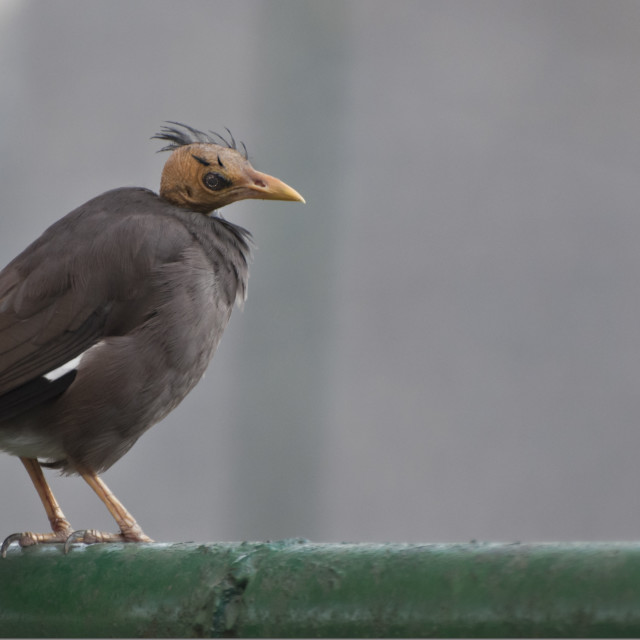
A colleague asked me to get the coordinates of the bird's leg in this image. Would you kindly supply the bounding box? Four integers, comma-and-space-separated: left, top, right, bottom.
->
80, 470, 153, 542
64, 470, 153, 550
20, 457, 73, 534
1, 457, 74, 557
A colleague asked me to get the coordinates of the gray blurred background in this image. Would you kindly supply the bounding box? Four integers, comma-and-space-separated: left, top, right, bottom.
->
1, 0, 640, 544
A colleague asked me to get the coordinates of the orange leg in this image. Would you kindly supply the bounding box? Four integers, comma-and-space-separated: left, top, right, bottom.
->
64, 470, 152, 548
1, 457, 74, 557
2, 459, 152, 557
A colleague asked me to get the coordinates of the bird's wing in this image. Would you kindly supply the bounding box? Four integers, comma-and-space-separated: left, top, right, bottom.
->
0, 275, 109, 395
0, 188, 188, 396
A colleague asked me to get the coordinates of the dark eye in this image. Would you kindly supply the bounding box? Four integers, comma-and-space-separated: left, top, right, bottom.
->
203, 172, 229, 191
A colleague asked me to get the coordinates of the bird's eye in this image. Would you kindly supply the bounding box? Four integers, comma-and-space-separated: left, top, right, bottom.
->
203, 172, 229, 191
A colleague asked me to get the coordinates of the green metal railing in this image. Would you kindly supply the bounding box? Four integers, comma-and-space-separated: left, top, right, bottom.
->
1, 539, 640, 637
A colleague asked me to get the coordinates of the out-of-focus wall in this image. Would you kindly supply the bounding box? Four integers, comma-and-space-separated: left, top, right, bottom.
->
1, 1, 640, 544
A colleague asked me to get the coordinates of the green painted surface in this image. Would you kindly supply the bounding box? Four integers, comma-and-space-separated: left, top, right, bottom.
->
1, 540, 640, 637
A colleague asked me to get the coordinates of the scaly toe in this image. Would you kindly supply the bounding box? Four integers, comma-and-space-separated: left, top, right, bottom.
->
1, 529, 72, 558
64, 528, 153, 553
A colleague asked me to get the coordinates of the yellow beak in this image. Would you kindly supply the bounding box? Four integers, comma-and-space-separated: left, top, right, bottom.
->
242, 168, 306, 203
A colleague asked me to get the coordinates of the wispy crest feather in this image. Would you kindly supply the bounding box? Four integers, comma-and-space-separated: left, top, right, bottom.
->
152, 121, 248, 159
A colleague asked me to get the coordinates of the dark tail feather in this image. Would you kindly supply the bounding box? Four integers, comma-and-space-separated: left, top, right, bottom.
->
0, 370, 77, 422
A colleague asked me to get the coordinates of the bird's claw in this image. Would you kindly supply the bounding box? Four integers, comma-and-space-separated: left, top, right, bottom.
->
1, 529, 72, 558
2, 526, 153, 557
63, 529, 114, 553
1, 533, 27, 558
64, 529, 88, 553
63, 528, 153, 553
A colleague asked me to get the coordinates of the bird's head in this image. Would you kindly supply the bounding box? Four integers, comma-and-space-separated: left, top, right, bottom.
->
153, 122, 305, 214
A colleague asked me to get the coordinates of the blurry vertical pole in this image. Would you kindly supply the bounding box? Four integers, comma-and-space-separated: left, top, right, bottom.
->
0, 2, 29, 258
228, 3, 349, 538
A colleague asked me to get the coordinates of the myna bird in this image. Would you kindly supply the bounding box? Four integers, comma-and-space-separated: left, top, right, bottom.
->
0, 123, 304, 556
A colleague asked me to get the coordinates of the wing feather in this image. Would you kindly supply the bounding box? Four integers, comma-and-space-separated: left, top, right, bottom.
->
0, 187, 189, 396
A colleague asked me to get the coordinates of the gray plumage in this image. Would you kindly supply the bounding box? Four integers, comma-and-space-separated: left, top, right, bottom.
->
0, 187, 250, 473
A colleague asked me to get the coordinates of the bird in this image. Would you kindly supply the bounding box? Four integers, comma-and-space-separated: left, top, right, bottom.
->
0, 122, 304, 556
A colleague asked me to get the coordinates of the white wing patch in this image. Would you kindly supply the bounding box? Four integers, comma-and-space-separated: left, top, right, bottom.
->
43, 354, 83, 381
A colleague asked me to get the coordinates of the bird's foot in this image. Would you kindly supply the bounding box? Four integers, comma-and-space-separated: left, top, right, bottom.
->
64, 524, 153, 553
1, 527, 74, 558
